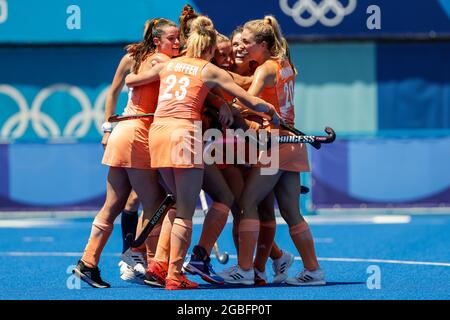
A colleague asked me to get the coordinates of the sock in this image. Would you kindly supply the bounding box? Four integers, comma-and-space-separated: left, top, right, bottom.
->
153, 208, 176, 264
289, 221, 319, 271
134, 241, 146, 254
232, 220, 240, 255
121, 210, 138, 253
198, 202, 230, 255
254, 220, 276, 272
145, 223, 162, 265
82, 216, 113, 268
270, 242, 283, 260
167, 218, 193, 280
238, 219, 260, 270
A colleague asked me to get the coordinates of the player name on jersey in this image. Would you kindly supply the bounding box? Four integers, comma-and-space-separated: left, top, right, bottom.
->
279, 66, 294, 80
167, 62, 199, 76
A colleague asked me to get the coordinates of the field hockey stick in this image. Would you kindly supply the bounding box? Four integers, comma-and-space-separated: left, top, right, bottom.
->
279, 125, 336, 149
108, 113, 155, 123
125, 194, 175, 248
276, 127, 336, 144
199, 190, 229, 264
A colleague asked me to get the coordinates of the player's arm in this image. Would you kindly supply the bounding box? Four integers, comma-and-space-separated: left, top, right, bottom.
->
102, 54, 133, 147
227, 71, 253, 89
125, 62, 166, 87
203, 63, 281, 124
205, 90, 234, 127
140, 53, 171, 71
246, 63, 276, 97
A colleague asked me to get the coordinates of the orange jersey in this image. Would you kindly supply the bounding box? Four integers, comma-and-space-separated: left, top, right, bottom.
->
259, 59, 296, 126
155, 57, 210, 120
124, 53, 166, 116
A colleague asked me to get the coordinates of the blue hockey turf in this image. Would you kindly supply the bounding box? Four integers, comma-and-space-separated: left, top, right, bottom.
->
0, 214, 449, 300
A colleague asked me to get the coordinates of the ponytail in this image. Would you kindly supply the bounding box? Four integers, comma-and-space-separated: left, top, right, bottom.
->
126, 18, 177, 73
244, 15, 287, 61
186, 16, 217, 58
179, 4, 199, 49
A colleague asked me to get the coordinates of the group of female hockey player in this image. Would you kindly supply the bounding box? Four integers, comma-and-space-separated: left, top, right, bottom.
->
73, 4, 325, 290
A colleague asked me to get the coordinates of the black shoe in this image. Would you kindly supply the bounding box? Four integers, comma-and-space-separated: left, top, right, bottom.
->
72, 260, 110, 288
300, 186, 310, 194
143, 272, 164, 287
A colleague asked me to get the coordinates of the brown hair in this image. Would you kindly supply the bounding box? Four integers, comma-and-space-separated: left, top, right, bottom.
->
179, 4, 199, 49
186, 16, 217, 58
230, 26, 243, 43
126, 18, 177, 73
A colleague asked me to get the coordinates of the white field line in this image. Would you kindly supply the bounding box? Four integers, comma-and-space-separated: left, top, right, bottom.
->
224, 254, 450, 267
0, 215, 411, 228
0, 220, 67, 228
1, 251, 449, 267
193, 215, 411, 225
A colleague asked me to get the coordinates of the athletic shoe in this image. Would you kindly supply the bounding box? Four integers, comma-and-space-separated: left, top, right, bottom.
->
285, 268, 326, 286
272, 250, 295, 283
144, 272, 164, 287
183, 245, 225, 285
72, 260, 110, 288
165, 274, 199, 290
218, 264, 254, 285
120, 248, 147, 269
144, 260, 168, 287
118, 260, 145, 285
254, 268, 268, 286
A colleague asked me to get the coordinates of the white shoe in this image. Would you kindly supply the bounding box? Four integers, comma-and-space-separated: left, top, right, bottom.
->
218, 265, 254, 285
120, 248, 147, 269
118, 260, 146, 285
272, 250, 294, 283
285, 268, 326, 286
254, 268, 268, 286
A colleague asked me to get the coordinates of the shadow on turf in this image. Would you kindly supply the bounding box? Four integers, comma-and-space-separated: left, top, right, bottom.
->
195, 281, 365, 290
101, 281, 366, 290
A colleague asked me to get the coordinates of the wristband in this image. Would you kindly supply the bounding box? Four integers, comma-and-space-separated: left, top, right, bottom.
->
102, 121, 113, 133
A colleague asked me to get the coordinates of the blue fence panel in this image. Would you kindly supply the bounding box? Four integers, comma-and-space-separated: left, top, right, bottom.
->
2, 0, 450, 43
377, 42, 450, 131
0, 142, 107, 211
0, 46, 129, 142
312, 137, 450, 209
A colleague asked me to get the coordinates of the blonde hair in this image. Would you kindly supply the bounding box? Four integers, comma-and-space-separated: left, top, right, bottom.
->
243, 15, 286, 61
186, 16, 217, 58
281, 38, 298, 75
217, 33, 230, 44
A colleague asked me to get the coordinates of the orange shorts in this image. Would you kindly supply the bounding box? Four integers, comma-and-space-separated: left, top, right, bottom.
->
102, 119, 151, 169
149, 117, 204, 169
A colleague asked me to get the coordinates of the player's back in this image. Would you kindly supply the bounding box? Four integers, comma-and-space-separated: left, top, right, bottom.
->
155, 56, 210, 120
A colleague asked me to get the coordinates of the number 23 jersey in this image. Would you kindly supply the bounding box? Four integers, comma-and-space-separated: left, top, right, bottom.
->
155, 57, 210, 120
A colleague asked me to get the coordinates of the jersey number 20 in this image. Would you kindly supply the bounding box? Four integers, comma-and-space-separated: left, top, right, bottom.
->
281, 80, 294, 114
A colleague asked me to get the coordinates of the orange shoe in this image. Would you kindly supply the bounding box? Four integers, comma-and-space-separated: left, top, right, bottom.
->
165, 274, 199, 290
254, 268, 268, 286
144, 260, 168, 287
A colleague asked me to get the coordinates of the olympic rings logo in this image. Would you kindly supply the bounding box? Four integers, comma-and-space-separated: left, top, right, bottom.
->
280, 0, 357, 27
0, 84, 127, 140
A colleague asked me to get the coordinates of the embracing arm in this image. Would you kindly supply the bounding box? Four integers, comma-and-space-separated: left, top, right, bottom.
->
227, 71, 253, 90
203, 64, 281, 123
105, 54, 133, 122
102, 54, 133, 147
125, 62, 166, 87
